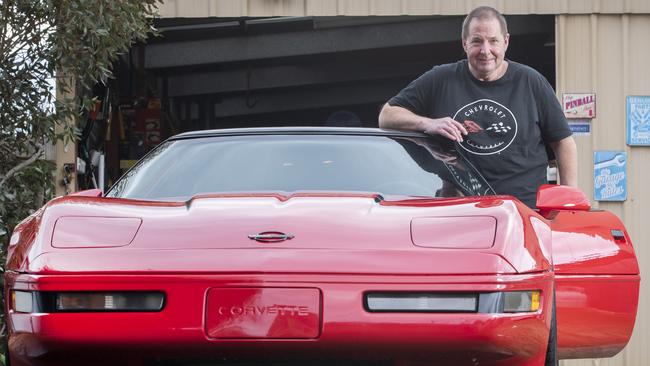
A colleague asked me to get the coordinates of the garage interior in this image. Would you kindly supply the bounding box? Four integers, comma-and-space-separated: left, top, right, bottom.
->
77, 15, 556, 190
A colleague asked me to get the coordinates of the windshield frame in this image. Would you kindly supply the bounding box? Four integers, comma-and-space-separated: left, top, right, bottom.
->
104, 129, 495, 200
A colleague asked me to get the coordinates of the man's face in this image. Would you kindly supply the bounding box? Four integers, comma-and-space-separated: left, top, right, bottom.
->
462, 17, 509, 81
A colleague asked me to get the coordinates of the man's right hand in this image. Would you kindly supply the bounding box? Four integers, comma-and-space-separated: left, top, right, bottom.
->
378, 104, 467, 142
420, 117, 468, 142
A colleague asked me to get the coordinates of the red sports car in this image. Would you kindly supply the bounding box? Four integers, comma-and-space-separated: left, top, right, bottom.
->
4, 128, 640, 366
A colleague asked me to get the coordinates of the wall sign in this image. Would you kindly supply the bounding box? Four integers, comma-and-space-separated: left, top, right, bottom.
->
568, 120, 591, 135
626, 95, 650, 145
594, 151, 627, 201
563, 93, 596, 119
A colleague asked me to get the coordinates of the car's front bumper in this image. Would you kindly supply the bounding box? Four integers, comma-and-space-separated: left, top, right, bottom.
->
5, 271, 554, 366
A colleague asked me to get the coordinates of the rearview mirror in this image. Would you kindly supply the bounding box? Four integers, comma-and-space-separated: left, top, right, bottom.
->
536, 184, 590, 217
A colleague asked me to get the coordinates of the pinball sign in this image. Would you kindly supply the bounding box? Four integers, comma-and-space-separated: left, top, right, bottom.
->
563, 93, 596, 119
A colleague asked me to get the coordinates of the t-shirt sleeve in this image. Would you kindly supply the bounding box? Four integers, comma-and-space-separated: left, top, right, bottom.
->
535, 73, 572, 143
387, 69, 434, 117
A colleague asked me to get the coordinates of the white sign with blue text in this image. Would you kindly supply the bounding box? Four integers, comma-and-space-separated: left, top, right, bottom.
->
594, 151, 627, 201
627, 96, 650, 145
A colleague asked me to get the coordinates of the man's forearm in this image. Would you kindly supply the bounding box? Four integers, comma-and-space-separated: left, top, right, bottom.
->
378, 104, 428, 132
550, 136, 578, 187
378, 104, 467, 142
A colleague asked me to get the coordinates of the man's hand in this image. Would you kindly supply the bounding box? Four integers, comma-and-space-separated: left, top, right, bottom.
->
420, 117, 468, 142
378, 104, 468, 142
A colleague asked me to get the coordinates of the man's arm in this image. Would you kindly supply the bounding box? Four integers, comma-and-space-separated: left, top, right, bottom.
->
378, 104, 467, 142
549, 136, 578, 187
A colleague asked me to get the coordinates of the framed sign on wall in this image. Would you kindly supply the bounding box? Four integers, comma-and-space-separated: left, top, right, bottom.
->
594, 151, 627, 201
627, 95, 650, 146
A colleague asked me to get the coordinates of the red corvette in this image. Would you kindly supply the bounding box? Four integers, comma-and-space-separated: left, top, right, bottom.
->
4, 128, 640, 366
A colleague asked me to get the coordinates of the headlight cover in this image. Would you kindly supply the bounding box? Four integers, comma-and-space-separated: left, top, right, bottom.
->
51, 216, 142, 248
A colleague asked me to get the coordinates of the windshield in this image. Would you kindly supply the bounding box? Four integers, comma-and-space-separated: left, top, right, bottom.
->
105, 134, 494, 200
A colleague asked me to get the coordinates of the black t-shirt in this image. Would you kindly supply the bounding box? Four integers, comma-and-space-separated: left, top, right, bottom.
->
388, 60, 572, 207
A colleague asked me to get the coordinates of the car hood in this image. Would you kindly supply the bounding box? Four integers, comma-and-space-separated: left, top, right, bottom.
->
12, 193, 548, 275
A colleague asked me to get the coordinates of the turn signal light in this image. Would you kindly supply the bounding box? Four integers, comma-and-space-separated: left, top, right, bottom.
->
10, 291, 165, 313
56, 292, 165, 312
364, 291, 542, 314
12, 291, 35, 313
365, 293, 478, 312
503, 291, 541, 313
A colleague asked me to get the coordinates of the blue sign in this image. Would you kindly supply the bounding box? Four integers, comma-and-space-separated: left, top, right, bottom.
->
627, 96, 650, 145
594, 151, 627, 201
568, 121, 591, 135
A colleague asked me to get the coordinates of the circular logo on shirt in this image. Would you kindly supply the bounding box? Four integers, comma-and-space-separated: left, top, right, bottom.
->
453, 99, 518, 155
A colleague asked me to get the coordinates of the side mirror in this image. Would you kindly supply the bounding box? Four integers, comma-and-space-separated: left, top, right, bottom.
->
536, 184, 590, 217
69, 188, 103, 197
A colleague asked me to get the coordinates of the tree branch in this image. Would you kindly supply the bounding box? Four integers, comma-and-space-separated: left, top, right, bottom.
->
0, 144, 45, 190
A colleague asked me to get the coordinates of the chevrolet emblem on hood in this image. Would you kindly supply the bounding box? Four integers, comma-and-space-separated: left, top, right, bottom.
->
248, 231, 295, 243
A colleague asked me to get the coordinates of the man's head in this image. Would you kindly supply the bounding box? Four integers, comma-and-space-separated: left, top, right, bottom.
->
461, 6, 510, 82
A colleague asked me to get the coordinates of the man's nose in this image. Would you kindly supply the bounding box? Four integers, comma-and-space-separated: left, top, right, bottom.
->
479, 41, 490, 54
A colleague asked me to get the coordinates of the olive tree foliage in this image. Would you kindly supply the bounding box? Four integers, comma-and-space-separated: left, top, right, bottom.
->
0, 0, 160, 342
0, 0, 160, 244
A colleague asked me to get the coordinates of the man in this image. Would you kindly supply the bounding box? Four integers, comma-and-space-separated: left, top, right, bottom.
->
378, 6, 577, 208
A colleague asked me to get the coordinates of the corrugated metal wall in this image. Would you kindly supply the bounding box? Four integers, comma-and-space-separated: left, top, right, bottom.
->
556, 13, 650, 366
158, 0, 650, 17
158, 1, 650, 365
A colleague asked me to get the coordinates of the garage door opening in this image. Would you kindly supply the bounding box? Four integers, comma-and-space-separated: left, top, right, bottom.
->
77, 15, 556, 191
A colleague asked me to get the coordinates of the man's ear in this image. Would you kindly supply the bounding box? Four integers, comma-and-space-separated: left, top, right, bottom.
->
503, 33, 510, 50
461, 38, 468, 53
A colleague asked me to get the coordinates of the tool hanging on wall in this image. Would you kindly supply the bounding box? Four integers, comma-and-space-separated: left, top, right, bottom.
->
61, 163, 75, 195
77, 86, 111, 191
